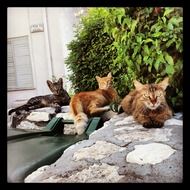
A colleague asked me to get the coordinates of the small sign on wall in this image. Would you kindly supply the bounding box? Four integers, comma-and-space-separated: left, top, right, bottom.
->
30, 24, 44, 33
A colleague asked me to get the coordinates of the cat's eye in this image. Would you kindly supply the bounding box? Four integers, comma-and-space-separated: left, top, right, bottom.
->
143, 93, 149, 98
157, 92, 162, 97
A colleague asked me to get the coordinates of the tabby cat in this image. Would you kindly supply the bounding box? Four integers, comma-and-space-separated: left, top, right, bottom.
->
70, 72, 119, 135
121, 77, 172, 128
8, 78, 70, 115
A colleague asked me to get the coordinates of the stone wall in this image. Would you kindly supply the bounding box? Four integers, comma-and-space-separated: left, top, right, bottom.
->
24, 112, 183, 183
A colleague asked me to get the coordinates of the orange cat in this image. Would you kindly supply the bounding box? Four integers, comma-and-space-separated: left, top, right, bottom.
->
121, 77, 172, 128
70, 72, 118, 135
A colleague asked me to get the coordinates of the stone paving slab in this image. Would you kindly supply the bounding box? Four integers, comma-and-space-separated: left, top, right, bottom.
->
23, 112, 183, 183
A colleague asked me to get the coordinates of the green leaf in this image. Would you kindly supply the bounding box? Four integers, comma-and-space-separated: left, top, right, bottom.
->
167, 22, 174, 30
117, 8, 125, 17
169, 17, 183, 26
154, 59, 160, 71
165, 53, 174, 65
111, 27, 119, 39
176, 41, 181, 51
166, 39, 174, 48
155, 25, 163, 32
155, 39, 158, 47
143, 55, 149, 62
162, 38, 167, 42
144, 45, 149, 55
121, 34, 127, 43
158, 54, 165, 63
125, 57, 133, 67
135, 62, 140, 72
143, 38, 154, 44
155, 77, 162, 83
118, 15, 122, 25
166, 65, 174, 75
152, 32, 162, 38
136, 54, 142, 65
148, 65, 152, 72
177, 17, 183, 24
131, 20, 138, 33
163, 8, 174, 17
162, 17, 166, 24
147, 57, 153, 65
150, 23, 159, 32
123, 17, 131, 27
132, 46, 139, 58
144, 24, 149, 30
136, 36, 142, 44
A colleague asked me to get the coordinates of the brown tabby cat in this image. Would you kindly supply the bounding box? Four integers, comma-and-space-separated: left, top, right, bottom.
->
70, 72, 119, 135
121, 77, 172, 128
8, 78, 70, 115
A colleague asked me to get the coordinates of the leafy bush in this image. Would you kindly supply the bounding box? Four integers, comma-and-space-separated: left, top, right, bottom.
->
65, 7, 183, 112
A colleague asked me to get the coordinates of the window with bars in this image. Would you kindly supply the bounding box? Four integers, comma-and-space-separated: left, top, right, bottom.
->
8, 36, 34, 91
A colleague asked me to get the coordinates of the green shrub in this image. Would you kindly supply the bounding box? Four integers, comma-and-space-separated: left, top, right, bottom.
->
65, 7, 183, 112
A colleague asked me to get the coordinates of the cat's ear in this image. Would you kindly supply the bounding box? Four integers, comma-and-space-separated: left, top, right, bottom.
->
47, 80, 53, 90
134, 80, 144, 90
107, 72, 112, 77
158, 77, 169, 90
58, 78, 63, 85
96, 76, 101, 81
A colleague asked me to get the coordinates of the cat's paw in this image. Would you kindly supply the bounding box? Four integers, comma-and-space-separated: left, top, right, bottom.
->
152, 121, 164, 128
103, 105, 111, 111
55, 107, 61, 113
142, 122, 153, 128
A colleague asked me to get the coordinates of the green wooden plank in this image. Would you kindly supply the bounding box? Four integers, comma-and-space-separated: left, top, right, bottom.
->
85, 117, 101, 136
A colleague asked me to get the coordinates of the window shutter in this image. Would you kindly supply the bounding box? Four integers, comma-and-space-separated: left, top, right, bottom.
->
8, 36, 34, 91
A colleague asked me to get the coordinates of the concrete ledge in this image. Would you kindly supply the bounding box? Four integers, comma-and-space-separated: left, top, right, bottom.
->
24, 113, 183, 183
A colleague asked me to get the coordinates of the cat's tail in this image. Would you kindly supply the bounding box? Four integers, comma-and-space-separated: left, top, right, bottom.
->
8, 104, 28, 115
74, 112, 88, 135
8, 108, 16, 115
70, 98, 88, 135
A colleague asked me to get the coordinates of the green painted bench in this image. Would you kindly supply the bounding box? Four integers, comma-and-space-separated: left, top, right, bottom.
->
7, 117, 102, 182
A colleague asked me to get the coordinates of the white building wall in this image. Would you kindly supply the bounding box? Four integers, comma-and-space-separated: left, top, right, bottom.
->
8, 8, 37, 108
46, 7, 80, 91
8, 8, 29, 37
7, 7, 80, 108
59, 8, 79, 91
27, 8, 51, 95
46, 8, 68, 85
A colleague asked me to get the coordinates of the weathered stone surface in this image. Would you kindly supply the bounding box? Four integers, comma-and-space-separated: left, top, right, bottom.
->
25, 163, 124, 183
25, 166, 51, 183
114, 127, 173, 143
164, 118, 183, 126
55, 112, 73, 120
24, 113, 183, 183
8, 106, 70, 129
26, 112, 50, 122
59, 163, 124, 183
73, 141, 125, 161
126, 143, 176, 164
17, 121, 46, 130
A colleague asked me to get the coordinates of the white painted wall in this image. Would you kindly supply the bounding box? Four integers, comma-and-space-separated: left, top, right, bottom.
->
46, 7, 81, 91
46, 8, 69, 86
7, 7, 80, 108
8, 8, 37, 108
8, 8, 29, 38
59, 8, 79, 91
28, 8, 51, 95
